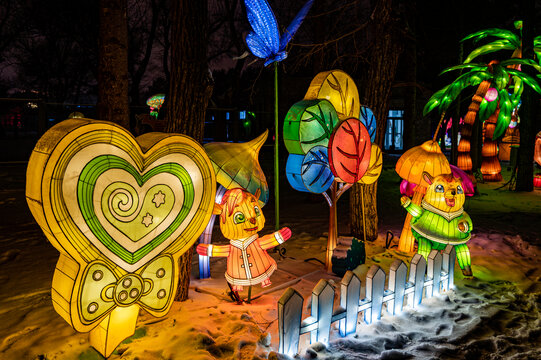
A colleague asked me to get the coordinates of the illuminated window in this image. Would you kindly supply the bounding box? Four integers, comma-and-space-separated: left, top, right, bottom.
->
385, 110, 403, 151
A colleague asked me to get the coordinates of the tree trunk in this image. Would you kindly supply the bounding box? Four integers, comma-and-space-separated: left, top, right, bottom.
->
480, 110, 502, 181
402, 0, 417, 151
326, 181, 338, 272
516, 0, 538, 191
350, 181, 378, 241
166, 0, 213, 302
97, 0, 130, 129
350, 0, 403, 242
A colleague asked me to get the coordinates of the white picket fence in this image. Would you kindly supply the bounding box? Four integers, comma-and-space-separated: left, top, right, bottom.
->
277, 245, 457, 356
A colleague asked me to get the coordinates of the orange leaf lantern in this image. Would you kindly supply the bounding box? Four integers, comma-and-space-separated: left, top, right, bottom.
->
395, 140, 451, 252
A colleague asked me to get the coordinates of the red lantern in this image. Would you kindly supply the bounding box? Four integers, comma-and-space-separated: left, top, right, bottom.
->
534, 174, 541, 188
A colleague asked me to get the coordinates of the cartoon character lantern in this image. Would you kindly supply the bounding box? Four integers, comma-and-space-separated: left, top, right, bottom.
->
197, 188, 291, 291
401, 172, 474, 276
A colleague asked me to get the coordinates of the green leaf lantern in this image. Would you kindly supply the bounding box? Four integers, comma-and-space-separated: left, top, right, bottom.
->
283, 99, 339, 155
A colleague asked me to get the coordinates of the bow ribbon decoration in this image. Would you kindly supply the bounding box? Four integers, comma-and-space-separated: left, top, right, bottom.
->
78, 254, 175, 324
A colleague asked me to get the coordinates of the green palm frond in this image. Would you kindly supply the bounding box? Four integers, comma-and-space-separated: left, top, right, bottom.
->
440, 71, 491, 110
534, 36, 541, 61
439, 63, 485, 75
506, 68, 541, 94
462, 28, 520, 47
479, 98, 498, 123
510, 77, 524, 107
494, 90, 513, 140
464, 40, 517, 63
491, 64, 509, 89
423, 86, 449, 115
501, 58, 541, 73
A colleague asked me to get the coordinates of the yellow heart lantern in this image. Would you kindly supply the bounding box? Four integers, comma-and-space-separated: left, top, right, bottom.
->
26, 119, 215, 357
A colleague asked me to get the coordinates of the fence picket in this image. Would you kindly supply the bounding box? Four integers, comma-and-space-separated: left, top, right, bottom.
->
408, 254, 426, 308
278, 250, 457, 356
387, 259, 407, 316
364, 265, 386, 324
310, 279, 334, 345
442, 245, 456, 290
339, 271, 361, 336
278, 288, 304, 356
427, 249, 443, 297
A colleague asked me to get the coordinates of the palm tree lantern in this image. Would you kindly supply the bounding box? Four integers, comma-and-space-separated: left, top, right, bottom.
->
395, 140, 451, 252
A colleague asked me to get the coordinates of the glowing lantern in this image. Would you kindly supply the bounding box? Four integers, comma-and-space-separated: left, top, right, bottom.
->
535, 131, 541, 167
204, 131, 269, 205
328, 118, 372, 183
199, 131, 269, 279
283, 99, 339, 155
196, 188, 291, 294
25, 119, 216, 357
534, 174, 541, 188
284, 70, 379, 272
358, 144, 383, 185
485, 87, 498, 102
304, 70, 360, 120
286, 145, 335, 193
244, 0, 314, 232
146, 94, 165, 119
401, 172, 473, 276
401, 164, 474, 198
395, 140, 451, 252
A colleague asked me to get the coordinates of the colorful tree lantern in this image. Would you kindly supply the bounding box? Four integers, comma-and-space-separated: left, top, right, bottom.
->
395, 140, 451, 253
284, 70, 380, 272
146, 93, 165, 119
25, 119, 216, 357
401, 172, 473, 276
196, 188, 291, 295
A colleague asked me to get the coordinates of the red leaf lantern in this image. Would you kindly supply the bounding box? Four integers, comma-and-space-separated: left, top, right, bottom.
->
328, 118, 371, 183
534, 174, 541, 188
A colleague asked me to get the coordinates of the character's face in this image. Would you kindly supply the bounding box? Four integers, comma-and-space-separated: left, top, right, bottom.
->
424, 173, 465, 213
219, 191, 265, 240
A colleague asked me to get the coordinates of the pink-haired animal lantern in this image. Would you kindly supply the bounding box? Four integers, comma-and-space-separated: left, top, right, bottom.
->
197, 188, 291, 297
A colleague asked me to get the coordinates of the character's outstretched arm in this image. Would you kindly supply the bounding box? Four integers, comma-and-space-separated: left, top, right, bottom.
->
400, 196, 423, 220
196, 243, 231, 257
259, 227, 291, 250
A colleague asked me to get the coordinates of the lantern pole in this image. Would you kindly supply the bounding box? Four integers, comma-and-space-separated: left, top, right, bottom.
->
274, 61, 280, 231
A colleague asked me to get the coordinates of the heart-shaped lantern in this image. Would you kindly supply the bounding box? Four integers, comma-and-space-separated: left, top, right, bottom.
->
26, 119, 215, 356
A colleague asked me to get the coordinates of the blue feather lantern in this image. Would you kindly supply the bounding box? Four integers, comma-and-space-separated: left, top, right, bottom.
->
244, 0, 314, 66
243, 0, 314, 231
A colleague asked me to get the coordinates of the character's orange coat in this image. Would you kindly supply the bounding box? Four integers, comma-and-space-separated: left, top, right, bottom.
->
206, 232, 285, 286
196, 188, 290, 289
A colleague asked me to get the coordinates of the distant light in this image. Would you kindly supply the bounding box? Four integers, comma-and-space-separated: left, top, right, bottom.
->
240, 110, 246, 120
485, 88, 498, 102
226, 112, 230, 120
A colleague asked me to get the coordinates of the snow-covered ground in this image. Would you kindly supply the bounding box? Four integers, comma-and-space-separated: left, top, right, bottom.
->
0, 158, 540, 359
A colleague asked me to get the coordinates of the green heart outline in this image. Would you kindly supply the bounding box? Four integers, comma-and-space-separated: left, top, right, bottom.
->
77, 155, 194, 264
